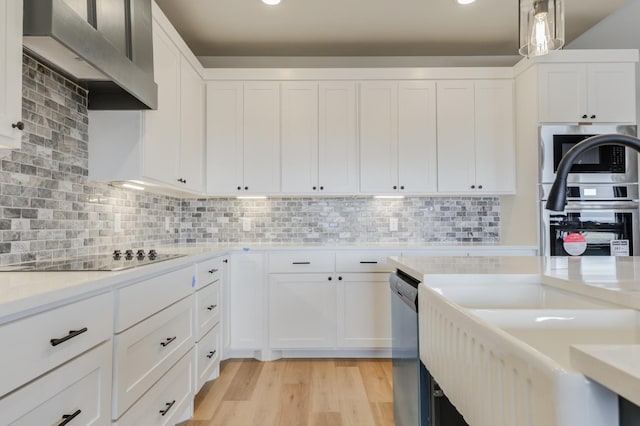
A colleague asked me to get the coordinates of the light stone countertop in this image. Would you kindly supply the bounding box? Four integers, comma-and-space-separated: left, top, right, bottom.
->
0, 243, 536, 323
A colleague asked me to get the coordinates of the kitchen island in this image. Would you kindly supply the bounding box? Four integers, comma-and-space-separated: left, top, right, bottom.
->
389, 255, 640, 426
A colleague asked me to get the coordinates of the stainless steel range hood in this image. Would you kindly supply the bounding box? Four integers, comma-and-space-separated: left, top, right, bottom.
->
23, 0, 157, 110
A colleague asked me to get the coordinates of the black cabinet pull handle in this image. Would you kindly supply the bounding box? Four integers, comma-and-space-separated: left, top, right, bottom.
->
292, 261, 310, 265
207, 304, 217, 311
159, 400, 176, 416
313, 186, 317, 190
11, 121, 24, 130
206, 350, 217, 359
223, 259, 228, 263
177, 178, 187, 184
338, 276, 343, 280
591, 114, 596, 119
58, 409, 82, 426
237, 186, 242, 190
328, 276, 332, 281
208, 268, 218, 274
393, 185, 397, 190
400, 185, 405, 190
320, 186, 324, 190
244, 186, 248, 190
50, 328, 88, 347
359, 261, 378, 264
582, 114, 588, 119
160, 336, 176, 347
478, 185, 483, 189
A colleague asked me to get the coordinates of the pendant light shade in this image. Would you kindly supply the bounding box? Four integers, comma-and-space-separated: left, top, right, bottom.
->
519, 0, 564, 57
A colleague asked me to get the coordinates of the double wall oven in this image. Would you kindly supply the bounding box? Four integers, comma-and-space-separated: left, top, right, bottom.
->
539, 125, 639, 257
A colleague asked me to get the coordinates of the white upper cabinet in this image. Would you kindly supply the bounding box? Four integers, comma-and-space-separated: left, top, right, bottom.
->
206, 81, 280, 195
437, 79, 515, 194
360, 81, 437, 194
538, 62, 636, 124
88, 7, 205, 194
0, 0, 23, 149
281, 81, 357, 194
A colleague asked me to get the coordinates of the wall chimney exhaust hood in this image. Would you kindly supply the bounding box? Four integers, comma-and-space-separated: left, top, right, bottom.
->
23, 0, 157, 110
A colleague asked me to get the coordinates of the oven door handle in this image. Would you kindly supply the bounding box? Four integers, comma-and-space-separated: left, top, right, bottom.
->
563, 201, 640, 210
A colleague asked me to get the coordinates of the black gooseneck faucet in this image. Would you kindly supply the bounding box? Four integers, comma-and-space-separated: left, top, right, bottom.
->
546, 133, 640, 211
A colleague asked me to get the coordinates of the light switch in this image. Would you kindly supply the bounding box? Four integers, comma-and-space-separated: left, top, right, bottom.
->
390, 217, 398, 232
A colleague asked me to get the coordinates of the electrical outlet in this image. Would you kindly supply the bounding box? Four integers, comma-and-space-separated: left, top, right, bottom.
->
114, 213, 121, 233
242, 217, 251, 232
389, 217, 398, 232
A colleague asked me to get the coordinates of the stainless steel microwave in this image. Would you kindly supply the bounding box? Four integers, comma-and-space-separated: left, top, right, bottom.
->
540, 124, 638, 184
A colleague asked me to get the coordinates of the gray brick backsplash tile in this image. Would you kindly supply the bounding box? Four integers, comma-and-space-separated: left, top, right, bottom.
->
0, 53, 500, 266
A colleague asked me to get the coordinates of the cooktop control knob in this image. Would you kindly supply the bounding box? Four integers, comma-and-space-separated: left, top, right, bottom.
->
113, 249, 122, 259
125, 249, 134, 259
136, 249, 146, 259
148, 249, 157, 259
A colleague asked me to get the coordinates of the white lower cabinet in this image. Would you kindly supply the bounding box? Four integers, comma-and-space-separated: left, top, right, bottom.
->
229, 252, 265, 351
269, 273, 337, 349
195, 324, 220, 392
195, 281, 220, 341
114, 349, 194, 426
0, 341, 112, 425
112, 295, 194, 419
337, 273, 391, 348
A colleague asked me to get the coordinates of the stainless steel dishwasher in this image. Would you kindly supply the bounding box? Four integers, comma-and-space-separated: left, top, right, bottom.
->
390, 269, 469, 426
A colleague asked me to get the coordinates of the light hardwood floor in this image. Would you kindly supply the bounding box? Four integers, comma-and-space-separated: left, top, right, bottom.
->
182, 358, 394, 426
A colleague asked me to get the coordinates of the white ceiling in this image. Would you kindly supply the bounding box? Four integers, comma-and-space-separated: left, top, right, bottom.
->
155, 0, 630, 57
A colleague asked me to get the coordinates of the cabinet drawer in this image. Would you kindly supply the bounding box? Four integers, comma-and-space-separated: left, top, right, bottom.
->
196, 257, 222, 289
115, 265, 194, 332
114, 349, 194, 426
335, 251, 400, 273
113, 295, 194, 418
195, 281, 220, 341
268, 251, 335, 273
0, 292, 113, 397
0, 341, 112, 426
195, 324, 220, 393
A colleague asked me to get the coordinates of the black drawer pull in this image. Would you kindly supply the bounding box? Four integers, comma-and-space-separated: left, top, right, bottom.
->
206, 350, 217, 359
58, 409, 81, 426
50, 328, 88, 347
359, 261, 378, 264
208, 268, 218, 274
207, 304, 218, 311
292, 262, 310, 265
159, 400, 176, 416
160, 336, 176, 347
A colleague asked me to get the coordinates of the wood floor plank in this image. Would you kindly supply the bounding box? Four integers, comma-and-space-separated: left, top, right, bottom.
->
334, 359, 358, 367
359, 360, 393, 403
335, 366, 370, 402
250, 360, 287, 426
190, 359, 242, 421
279, 383, 311, 426
283, 358, 313, 385
309, 412, 343, 426
371, 401, 395, 426
208, 400, 255, 425
339, 400, 378, 426
310, 359, 340, 412
223, 359, 264, 401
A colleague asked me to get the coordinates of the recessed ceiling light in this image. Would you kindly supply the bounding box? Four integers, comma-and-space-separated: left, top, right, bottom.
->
262, 0, 281, 5
456, 0, 476, 4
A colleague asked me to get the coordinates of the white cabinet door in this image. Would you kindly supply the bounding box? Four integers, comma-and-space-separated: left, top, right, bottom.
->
398, 81, 438, 194
144, 20, 181, 185
0, 0, 22, 149
269, 274, 336, 349
337, 273, 391, 348
538, 62, 636, 123
178, 57, 204, 192
206, 82, 244, 195
230, 252, 265, 350
281, 81, 319, 194
587, 63, 636, 123
319, 81, 358, 194
538, 63, 586, 123
474, 80, 515, 193
243, 82, 281, 194
437, 80, 476, 193
360, 81, 398, 193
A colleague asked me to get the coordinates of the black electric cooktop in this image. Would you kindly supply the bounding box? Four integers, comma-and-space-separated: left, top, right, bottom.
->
0, 250, 185, 272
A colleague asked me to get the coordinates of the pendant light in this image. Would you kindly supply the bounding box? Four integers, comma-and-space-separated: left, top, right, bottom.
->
519, 0, 564, 57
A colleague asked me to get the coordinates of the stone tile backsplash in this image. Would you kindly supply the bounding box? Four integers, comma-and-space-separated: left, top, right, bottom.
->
0, 54, 500, 265
178, 197, 500, 244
